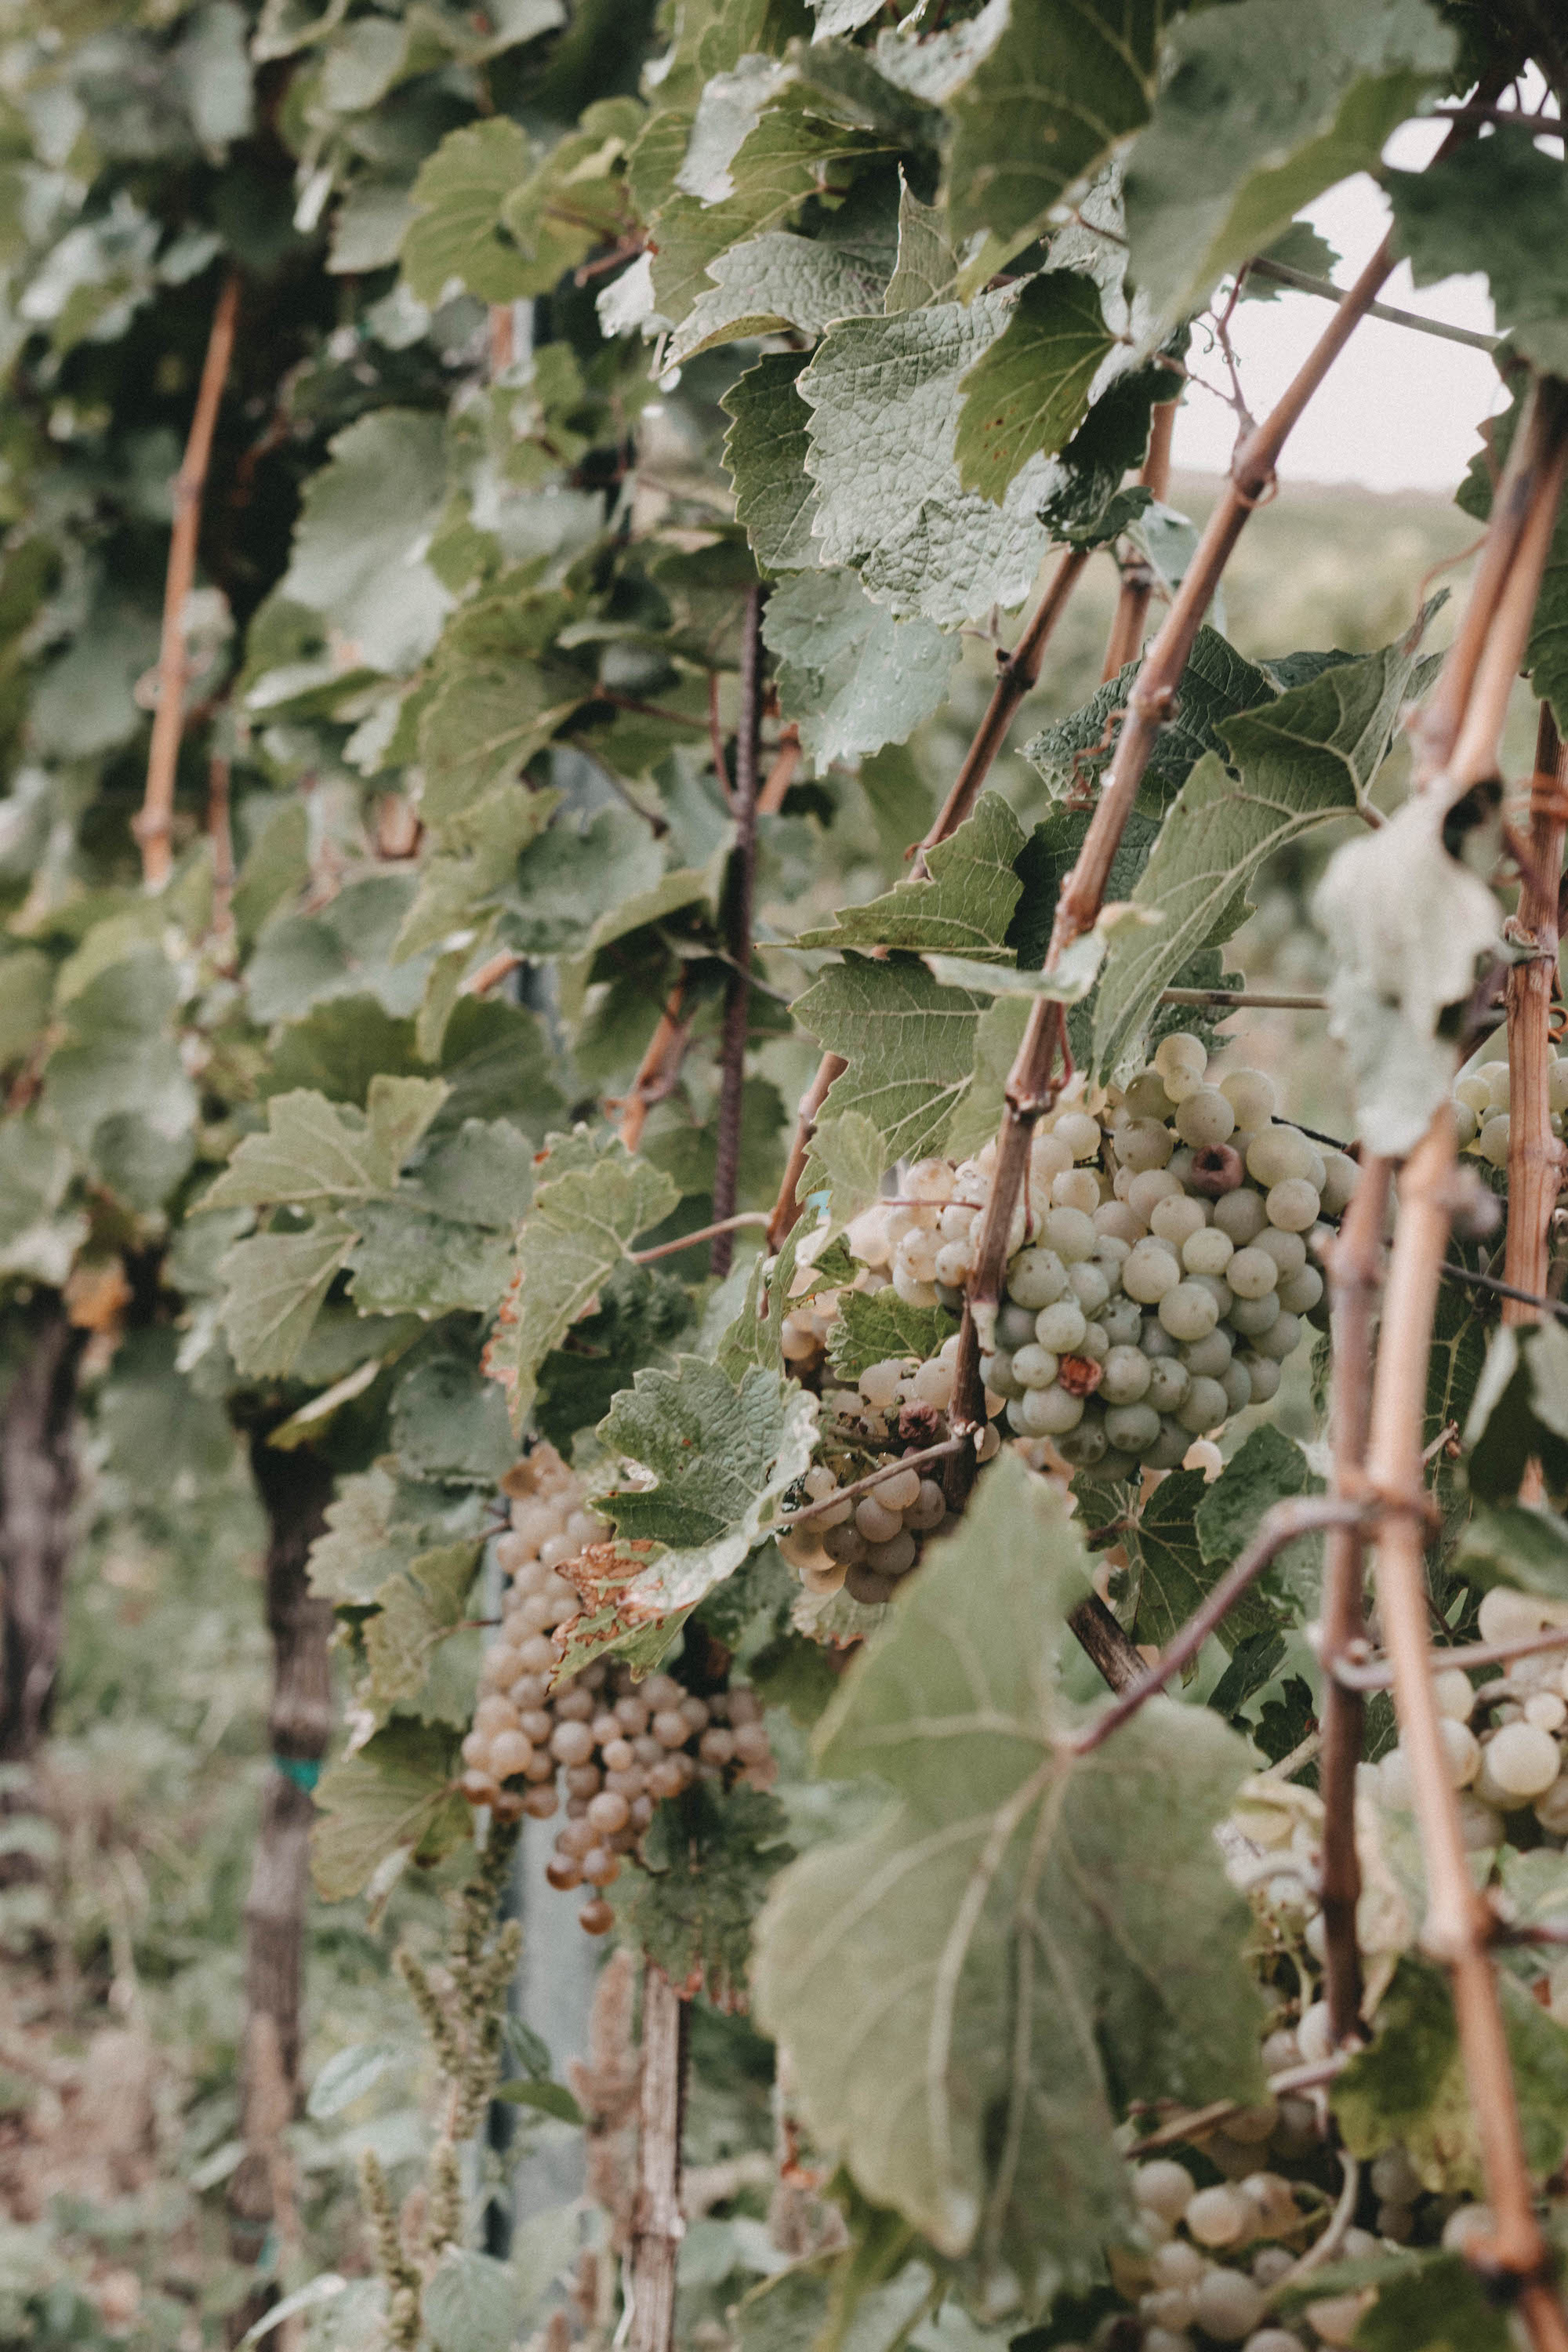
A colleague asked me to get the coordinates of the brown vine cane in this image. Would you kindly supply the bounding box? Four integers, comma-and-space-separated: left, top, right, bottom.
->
945, 230, 1409, 1499
139, 270, 240, 891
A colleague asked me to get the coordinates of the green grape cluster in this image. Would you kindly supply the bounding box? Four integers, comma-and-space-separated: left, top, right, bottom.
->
1452, 1051, 1568, 1169
460, 1445, 775, 1935
779, 1036, 1351, 1601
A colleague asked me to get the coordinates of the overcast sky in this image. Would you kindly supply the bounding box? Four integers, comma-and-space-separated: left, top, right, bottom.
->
1170, 118, 1507, 495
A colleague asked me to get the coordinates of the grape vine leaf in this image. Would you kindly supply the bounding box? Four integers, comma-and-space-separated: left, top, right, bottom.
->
1334, 1958, 1568, 2194
1195, 1425, 1319, 1571
1352, 2253, 1511, 2352
1389, 127, 1568, 377
763, 568, 956, 769
954, 271, 1114, 504
753, 1454, 1266, 2294
484, 1133, 681, 1429
533, 1261, 695, 1453
883, 176, 958, 315
280, 411, 453, 675
401, 118, 533, 306
826, 1290, 957, 1384
1123, 1468, 1279, 1655
649, 85, 896, 328
1315, 791, 1503, 1156
311, 1719, 470, 1902
363, 1541, 484, 1721
1022, 626, 1280, 817
800, 1109, 887, 1234
217, 1219, 359, 1378
797, 296, 1056, 624
203, 1082, 439, 1208
670, 228, 889, 367
794, 793, 1025, 958
307, 1465, 426, 1606
347, 1202, 515, 1318
1092, 617, 1436, 1077
1123, 0, 1454, 328
1457, 1501, 1568, 1603
948, 0, 1163, 248
559, 1358, 818, 1673
608, 1780, 795, 2002
793, 958, 991, 1169
722, 353, 821, 575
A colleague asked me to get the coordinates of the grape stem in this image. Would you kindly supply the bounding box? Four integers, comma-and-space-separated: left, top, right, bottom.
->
1364, 1115, 1568, 2339
1330, 1621, 1568, 1693
627, 1961, 688, 2352
711, 586, 765, 1279
1316, 1154, 1392, 2049
616, 974, 690, 1154
1126, 2053, 1348, 2154
775, 1436, 967, 1527
138, 269, 240, 891
1501, 705, 1568, 1508
630, 1212, 770, 1264
1268, 2151, 1360, 2298
1068, 1495, 1371, 1758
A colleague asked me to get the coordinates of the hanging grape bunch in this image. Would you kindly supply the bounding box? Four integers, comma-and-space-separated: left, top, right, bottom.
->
1453, 1050, 1568, 1172
777, 1035, 1357, 1605
459, 1445, 776, 1936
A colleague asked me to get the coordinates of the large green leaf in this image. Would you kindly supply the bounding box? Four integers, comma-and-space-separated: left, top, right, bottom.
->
203, 1080, 442, 1208
1124, 0, 1454, 327
280, 411, 452, 675
948, 0, 1164, 247
484, 1133, 681, 1429
558, 1356, 818, 1673
793, 958, 989, 1169
1334, 1958, 1568, 2194
216, 1219, 358, 1378
954, 271, 1114, 503
1023, 627, 1281, 816
764, 568, 956, 769
650, 83, 895, 328
1092, 620, 1435, 1076
794, 793, 1025, 958
670, 227, 889, 367
1390, 126, 1568, 378
753, 1456, 1266, 2296
310, 1719, 470, 1903
798, 296, 1054, 623
722, 352, 821, 575
401, 118, 534, 305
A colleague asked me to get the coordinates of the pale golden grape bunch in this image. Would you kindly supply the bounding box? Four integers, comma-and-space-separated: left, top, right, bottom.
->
459, 1445, 775, 1935
777, 1035, 1348, 1602
1452, 1051, 1568, 1171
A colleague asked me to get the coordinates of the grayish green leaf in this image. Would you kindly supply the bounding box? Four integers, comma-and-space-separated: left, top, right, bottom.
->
794, 958, 989, 1168
484, 1133, 681, 1428
281, 411, 452, 675
423, 2248, 521, 2352
949, 0, 1163, 248
795, 793, 1025, 957
307, 2042, 407, 2121
722, 353, 821, 575
764, 568, 956, 769
670, 228, 887, 366
310, 1719, 468, 1902
753, 1455, 1266, 2292
1124, 0, 1453, 328
799, 297, 1058, 623
954, 271, 1113, 503
883, 174, 958, 314
1093, 622, 1434, 1075
217, 1219, 358, 1378
1390, 126, 1568, 377
401, 118, 533, 306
